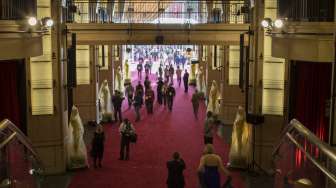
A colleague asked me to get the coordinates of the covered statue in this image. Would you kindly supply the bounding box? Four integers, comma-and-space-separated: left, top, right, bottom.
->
196, 65, 206, 95
66, 106, 89, 169
207, 80, 220, 114
124, 59, 130, 79
115, 66, 123, 92
228, 106, 252, 168
98, 80, 114, 122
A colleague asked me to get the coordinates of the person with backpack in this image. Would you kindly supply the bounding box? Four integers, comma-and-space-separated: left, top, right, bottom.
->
119, 118, 136, 160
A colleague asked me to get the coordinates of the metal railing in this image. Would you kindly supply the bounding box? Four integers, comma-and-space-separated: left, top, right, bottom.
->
65, 0, 249, 24
278, 0, 335, 22
0, 0, 36, 20
273, 119, 336, 187
0, 119, 44, 188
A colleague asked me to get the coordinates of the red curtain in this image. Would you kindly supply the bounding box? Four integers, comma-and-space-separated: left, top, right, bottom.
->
293, 61, 331, 167
0, 61, 21, 128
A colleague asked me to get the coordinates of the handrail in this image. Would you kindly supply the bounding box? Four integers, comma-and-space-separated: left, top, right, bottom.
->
0, 119, 44, 168
272, 119, 336, 184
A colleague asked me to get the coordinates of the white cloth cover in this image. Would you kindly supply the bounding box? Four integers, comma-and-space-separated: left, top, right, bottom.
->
115, 66, 124, 92
98, 80, 114, 122
66, 106, 89, 169
124, 60, 130, 80
228, 106, 252, 168
207, 80, 220, 114
196, 66, 206, 94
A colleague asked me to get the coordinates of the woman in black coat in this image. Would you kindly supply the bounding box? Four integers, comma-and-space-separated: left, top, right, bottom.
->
91, 124, 105, 168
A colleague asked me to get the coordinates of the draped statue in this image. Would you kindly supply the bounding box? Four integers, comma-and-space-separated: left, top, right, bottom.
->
98, 80, 114, 122
196, 65, 206, 94
207, 80, 220, 114
67, 106, 88, 169
115, 66, 123, 92
124, 59, 130, 80
228, 106, 252, 169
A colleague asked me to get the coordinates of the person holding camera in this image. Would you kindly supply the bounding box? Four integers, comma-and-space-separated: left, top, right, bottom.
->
119, 118, 136, 160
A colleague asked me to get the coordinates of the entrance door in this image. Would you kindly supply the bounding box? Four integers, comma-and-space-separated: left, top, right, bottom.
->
0, 60, 27, 133
290, 61, 331, 142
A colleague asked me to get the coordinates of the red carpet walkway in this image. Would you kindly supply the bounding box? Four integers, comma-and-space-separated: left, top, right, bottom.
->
69, 73, 245, 188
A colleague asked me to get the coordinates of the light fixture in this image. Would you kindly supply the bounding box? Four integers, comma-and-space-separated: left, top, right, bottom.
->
274, 19, 284, 28
27, 17, 38, 26
261, 18, 272, 28
41, 17, 54, 27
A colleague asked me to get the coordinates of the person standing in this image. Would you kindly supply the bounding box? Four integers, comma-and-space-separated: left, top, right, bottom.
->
169, 64, 175, 84
166, 152, 186, 188
191, 90, 200, 119
112, 91, 124, 122
125, 83, 134, 109
198, 144, 231, 188
137, 60, 143, 80
157, 78, 164, 105
176, 65, 182, 87
144, 61, 150, 77
204, 111, 214, 144
158, 63, 163, 79
164, 65, 170, 83
183, 70, 189, 93
166, 83, 176, 111
133, 90, 143, 122
145, 86, 155, 114
90, 124, 105, 168
119, 119, 135, 160
162, 81, 168, 107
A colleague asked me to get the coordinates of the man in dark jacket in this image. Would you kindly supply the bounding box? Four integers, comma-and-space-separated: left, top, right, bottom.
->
166, 152, 185, 188
136, 81, 144, 97
133, 90, 143, 122
112, 91, 124, 122
157, 78, 164, 105
145, 86, 155, 114
183, 70, 189, 93
166, 84, 176, 111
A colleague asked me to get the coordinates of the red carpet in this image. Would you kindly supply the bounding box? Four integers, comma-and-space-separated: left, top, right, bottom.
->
69, 72, 245, 188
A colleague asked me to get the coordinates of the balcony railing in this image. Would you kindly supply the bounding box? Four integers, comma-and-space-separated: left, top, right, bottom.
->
272, 119, 336, 187
65, 0, 250, 24
278, 0, 335, 22
0, 0, 36, 20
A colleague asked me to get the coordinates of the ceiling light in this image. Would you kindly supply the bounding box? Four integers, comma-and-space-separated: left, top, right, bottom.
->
27, 17, 37, 26
274, 19, 284, 28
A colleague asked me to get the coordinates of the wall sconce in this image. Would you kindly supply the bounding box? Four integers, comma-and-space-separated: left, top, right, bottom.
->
27, 16, 54, 28
261, 18, 285, 32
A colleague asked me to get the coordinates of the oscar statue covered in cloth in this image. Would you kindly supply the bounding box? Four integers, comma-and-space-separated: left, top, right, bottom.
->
98, 80, 114, 122
207, 80, 220, 114
124, 59, 131, 85
228, 106, 252, 168
66, 106, 89, 169
115, 66, 123, 92
196, 65, 206, 97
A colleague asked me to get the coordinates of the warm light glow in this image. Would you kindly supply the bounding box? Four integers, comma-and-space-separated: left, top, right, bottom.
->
28, 17, 38, 26
261, 19, 270, 28
46, 19, 54, 27
274, 19, 284, 28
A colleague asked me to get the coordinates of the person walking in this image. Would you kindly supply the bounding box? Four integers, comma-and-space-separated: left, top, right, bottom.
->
157, 78, 164, 105
158, 63, 163, 79
191, 89, 200, 119
119, 118, 135, 160
133, 90, 143, 122
166, 152, 186, 188
112, 91, 124, 122
204, 111, 214, 144
125, 83, 134, 109
145, 86, 155, 114
169, 64, 175, 84
137, 60, 143, 80
90, 124, 105, 168
176, 65, 182, 87
162, 81, 168, 107
166, 83, 176, 111
164, 65, 170, 83
144, 61, 150, 77
198, 144, 231, 188
144, 76, 151, 91
136, 81, 144, 97
183, 70, 189, 93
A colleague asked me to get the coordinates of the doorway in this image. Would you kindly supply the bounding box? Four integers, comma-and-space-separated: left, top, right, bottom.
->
0, 60, 27, 134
